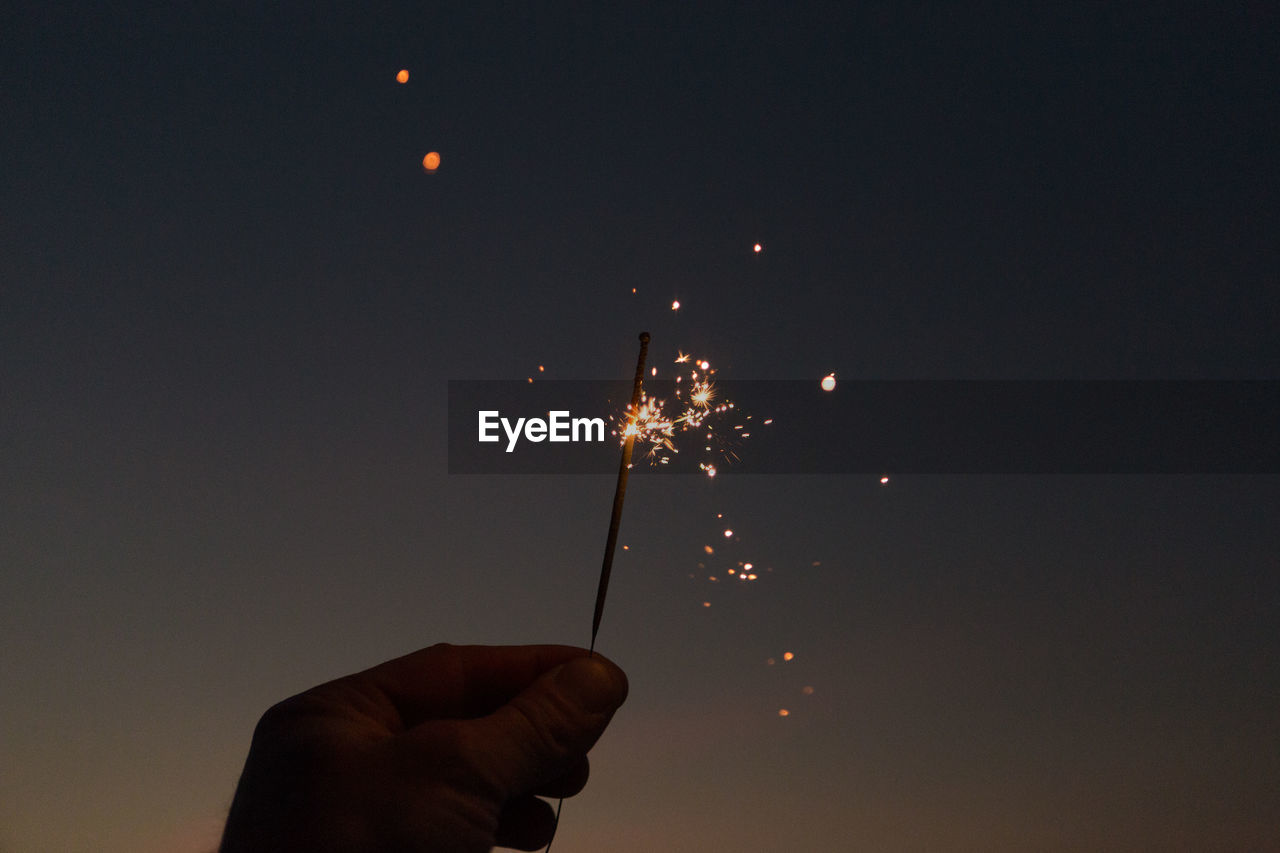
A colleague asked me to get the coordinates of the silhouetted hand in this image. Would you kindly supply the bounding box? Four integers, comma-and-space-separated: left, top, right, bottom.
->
219, 644, 628, 853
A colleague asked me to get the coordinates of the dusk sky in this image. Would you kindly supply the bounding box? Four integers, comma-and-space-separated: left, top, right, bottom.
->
2, 4, 1278, 852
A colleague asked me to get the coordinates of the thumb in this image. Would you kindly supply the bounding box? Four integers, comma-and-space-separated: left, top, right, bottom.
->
466, 655, 628, 798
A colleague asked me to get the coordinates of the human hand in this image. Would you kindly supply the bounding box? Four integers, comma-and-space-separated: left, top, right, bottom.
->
219, 644, 628, 853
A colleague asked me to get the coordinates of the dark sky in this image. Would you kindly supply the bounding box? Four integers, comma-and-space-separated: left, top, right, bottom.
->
2, 4, 1278, 851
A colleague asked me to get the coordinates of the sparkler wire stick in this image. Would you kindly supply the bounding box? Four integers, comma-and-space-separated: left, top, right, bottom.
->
547, 332, 650, 853
590, 331, 650, 653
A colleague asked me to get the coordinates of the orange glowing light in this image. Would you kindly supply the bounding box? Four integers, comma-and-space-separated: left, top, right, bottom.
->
778, 709, 790, 717
396, 69, 409, 83
723, 529, 733, 538
703, 545, 714, 554
783, 651, 794, 661
702, 601, 711, 607
880, 476, 890, 484
821, 373, 836, 392
422, 151, 441, 171
671, 300, 680, 310
538, 365, 545, 372
753, 243, 762, 253
802, 686, 815, 695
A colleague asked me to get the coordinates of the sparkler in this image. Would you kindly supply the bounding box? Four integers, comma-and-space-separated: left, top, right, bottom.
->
590, 331, 650, 653
548, 332, 649, 853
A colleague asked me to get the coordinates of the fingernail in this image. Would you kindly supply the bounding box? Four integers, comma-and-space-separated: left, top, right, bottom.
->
554, 657, 625, 714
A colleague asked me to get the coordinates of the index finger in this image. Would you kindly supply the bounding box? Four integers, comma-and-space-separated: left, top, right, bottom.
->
354, 643, 594, 728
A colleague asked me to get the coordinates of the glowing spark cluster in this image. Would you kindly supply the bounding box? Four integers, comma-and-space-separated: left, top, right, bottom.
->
611, 349, 767, 476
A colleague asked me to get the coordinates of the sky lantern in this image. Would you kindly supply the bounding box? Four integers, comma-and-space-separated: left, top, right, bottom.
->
396, 69, 409, 83
422, 151, 441, 172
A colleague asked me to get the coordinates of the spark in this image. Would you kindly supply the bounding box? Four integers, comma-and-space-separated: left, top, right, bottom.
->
783, 651, 794, 661
704, 545, 714, 554
612, 347, 755, 477
778, 709, 790, 717
880, 476, 890, 484
688, 380, 715, 408
821, 373, 836, 392
753, 243, 763, 253
671, 300, 680, 310
723, 529, 733, 538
